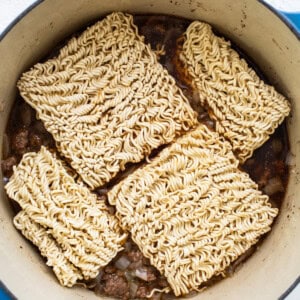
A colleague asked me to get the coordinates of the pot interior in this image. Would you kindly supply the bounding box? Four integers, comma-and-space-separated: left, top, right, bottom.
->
0, 0, 299, 299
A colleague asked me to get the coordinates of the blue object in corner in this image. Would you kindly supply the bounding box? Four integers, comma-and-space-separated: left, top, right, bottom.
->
280, 11, 300, 33
0, 281, 16, 300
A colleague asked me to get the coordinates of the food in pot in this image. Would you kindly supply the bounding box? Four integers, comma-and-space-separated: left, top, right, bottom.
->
14, 210, 83, 287
179, 21, 290, 163
108, 124, 278, 296
17, 12, 197, 189
1, 12, 290, 300
5, 146, 127, 285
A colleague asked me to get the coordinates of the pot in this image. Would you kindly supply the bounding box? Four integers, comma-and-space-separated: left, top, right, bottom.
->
0, 0, 299, 299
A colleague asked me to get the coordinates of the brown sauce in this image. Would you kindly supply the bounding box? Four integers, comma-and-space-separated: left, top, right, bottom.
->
1, 14, 290, 300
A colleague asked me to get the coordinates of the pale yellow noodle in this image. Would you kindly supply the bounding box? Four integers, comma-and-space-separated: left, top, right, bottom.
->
179, 21, 290, 162
17, 12, 197, 189
153, 44, 166, 59
6, 147, 127, 284
146, 287, 170, 298
14, 211, 83, 287
108, 124, 278, 296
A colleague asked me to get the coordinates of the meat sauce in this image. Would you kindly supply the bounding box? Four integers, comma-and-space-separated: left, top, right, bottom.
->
1, 14, 290, 300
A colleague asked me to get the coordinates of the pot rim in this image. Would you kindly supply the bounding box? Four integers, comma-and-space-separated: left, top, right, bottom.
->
0, 0, 299, 43
0, 1, 299, 299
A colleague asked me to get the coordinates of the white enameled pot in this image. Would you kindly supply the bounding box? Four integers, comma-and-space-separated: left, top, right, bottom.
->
0, 1, 299, 299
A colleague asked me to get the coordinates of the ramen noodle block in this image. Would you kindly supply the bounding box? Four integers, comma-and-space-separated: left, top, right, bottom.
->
179, 21, 290, 163
17, 12, 198, 189
14, 211, 83, 287
6, 147, 127, 285
108, 124, 278, 296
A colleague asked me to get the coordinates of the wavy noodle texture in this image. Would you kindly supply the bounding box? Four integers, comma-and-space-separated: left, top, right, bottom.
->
14, 211, 83, 287
108, 124, 278, 296
179, 21, 290, 162
6, 146, 127, 285
17, 12, 197, 189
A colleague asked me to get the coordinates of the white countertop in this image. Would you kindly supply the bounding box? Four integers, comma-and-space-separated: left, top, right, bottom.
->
0, 0, 34, 33
0, 0, 300, 34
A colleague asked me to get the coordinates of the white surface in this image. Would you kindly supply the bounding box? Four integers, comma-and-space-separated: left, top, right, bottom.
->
0, 0, 300, 34
0, 0, 299, 299
264, 0, 300, 12
0, 0, 299, 35
0, 0, 36, 34
286, 282, 300, 300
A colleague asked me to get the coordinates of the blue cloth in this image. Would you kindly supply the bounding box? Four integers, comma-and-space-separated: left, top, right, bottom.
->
0, 282, 15, 300
0, 290, 12, 300
280, 12, 300, 33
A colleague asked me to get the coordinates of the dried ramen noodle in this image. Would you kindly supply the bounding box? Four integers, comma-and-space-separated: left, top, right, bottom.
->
14, 211, 82, 287
108, 125, 278, 296
179, 21, 290, 162
17, 12, 197, 189
5, 147, 127, 286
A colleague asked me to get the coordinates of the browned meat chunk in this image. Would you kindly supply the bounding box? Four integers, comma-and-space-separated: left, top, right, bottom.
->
104, 265, 117, 274
102, 273, 129, 299
127, 249, 144, 262
145, 267, 157, 282
127, 249, 144, 270
29, 133, 43, 150
136, 285, 151, 299
158, 277, 169, 288
1, 156, 17, 177
11, 128, 28, 154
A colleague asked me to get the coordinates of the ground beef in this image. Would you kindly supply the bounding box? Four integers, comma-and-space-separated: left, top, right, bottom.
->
127, 249, 144, 262
158, 277, 169, 288
102, 273, 129, 299
104, 265, 118, 274
136, 285, 152, 299
11, 128, 29, 154
143, 266, 158, 282
1, 156, 17, 177
29, 133, 43, 150
128, 250, 144, 270
96, 243, 169, 299
142, 256, 151, 266
129, 261, 142, 271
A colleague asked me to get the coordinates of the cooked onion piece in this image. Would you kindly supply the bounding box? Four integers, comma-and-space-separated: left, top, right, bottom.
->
5, 146, 127, 285
179, 21, 290, 163
115, 255, 131, 271
17, 12, 197, 189
108, 124, 278, 296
